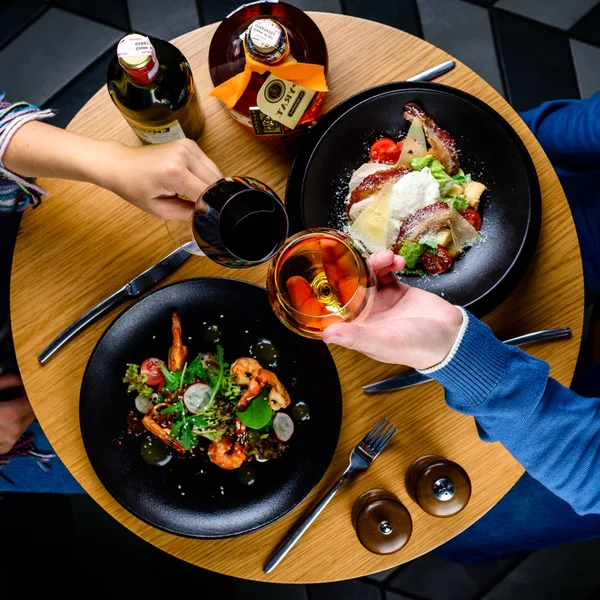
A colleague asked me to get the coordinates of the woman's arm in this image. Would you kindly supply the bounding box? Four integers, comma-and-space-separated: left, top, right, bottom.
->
2, 120, 222, 220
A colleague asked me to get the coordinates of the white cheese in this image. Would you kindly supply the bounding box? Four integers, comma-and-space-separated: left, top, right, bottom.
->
389, 167, 440, 220
349, 182, 394, 253
348, 197, 373, 221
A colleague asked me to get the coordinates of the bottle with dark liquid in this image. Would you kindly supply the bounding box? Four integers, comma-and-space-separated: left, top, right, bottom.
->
208, 1, 328, 136
108, 34, 204, 144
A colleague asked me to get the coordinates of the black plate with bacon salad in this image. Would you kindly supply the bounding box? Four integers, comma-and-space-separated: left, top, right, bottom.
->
346, 102, 486, 275
286, 82, 541, 316
80, 278, 342, 538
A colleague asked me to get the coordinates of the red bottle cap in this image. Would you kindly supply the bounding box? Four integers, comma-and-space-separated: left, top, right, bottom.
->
117, 34, 160, 85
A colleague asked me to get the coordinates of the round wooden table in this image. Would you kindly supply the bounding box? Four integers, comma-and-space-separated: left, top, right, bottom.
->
11, 13, 584, 583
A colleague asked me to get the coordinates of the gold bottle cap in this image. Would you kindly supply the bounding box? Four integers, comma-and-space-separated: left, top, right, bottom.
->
117, 34, 155, 70
246, 19, 288, 63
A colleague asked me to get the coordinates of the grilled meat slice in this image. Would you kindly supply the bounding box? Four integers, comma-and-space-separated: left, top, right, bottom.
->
347, 165, 412, 216
394, 202, 451, 252
404, 103, 460, 175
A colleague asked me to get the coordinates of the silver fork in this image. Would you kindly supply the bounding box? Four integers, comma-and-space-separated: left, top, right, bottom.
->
263, 418, 398, 573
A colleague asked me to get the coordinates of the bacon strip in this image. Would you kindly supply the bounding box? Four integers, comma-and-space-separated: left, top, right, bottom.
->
393, 202, 450, 252
404, 103, 460, 176
347, 166, 411, 216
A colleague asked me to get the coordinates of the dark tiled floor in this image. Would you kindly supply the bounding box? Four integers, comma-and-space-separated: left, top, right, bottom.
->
2, 0, 600, 598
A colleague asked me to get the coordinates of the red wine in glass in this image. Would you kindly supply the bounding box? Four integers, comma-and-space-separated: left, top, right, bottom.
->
167, 176, 289, 268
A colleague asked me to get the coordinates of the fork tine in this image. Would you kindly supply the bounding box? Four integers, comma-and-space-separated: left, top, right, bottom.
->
375, 427, 398, 454
369, 421, 394, 449
363, 418, 387, 444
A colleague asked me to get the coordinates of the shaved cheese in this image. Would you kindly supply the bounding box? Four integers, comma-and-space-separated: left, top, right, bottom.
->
450, 204, 480, 251
349, 183, 394, 253
398, 118, 427, 166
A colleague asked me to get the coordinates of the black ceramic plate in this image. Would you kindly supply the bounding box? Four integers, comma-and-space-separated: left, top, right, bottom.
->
286, 82, 542, 316
80, 278, 342, 538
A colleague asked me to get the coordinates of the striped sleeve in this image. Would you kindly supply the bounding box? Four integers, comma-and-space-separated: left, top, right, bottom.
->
0, 93, 54, 212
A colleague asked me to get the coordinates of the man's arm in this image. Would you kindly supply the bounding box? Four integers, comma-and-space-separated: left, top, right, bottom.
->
425, 311, 600, 515
520, 92, 600, 167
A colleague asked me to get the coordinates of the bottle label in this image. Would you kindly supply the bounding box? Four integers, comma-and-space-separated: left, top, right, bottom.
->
256, 74, 316, 130
130, 120, 186, 144
118, 34, 154, 60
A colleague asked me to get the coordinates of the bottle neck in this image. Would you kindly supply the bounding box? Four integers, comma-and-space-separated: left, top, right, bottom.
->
122, 56, 160, 85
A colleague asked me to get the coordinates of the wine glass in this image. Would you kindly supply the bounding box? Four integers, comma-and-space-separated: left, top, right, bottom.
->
166, 176, 289, 268
266, 228, 377, 339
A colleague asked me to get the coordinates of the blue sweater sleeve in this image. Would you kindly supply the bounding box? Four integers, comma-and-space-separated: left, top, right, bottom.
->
520, 92, 600, 168
428, 313, 600, 515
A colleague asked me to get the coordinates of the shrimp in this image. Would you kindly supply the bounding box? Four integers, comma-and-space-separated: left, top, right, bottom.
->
230, 357, 261, 386
142, 406, 185, 455
208, 437, 246, 470
235, 368, 290, 412
168, 311, 188, 371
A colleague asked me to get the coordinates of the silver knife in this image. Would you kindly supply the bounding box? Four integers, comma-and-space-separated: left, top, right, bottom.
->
362, 327, 572, 393
407, 60, 455, 82
38, 242, 195, 364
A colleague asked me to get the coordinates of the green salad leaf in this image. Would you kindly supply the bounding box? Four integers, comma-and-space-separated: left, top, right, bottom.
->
123, 364, 153, 397
236, 391, 273, 430
399, 241, 425, 269
159, 363, 182, 391
452, 169, 472, 187
449, 194, 468, 211
410, 155, 455, 196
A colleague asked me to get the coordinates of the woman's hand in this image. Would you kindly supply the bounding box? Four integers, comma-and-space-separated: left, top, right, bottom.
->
104, 139, 223, 221
0, 373, 34, 455
2, 121, 223, 221
322, 250, 463, 370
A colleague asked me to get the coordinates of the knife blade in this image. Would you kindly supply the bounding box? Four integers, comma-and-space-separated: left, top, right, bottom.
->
406, 60, 455, 83
38, 242, 195, 364
362, 327, 572, 393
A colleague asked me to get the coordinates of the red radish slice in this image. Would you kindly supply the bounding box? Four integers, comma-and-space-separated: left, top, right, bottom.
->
135, 394, 154, 414
183, 383, 212, 414
273, 412, 294, 442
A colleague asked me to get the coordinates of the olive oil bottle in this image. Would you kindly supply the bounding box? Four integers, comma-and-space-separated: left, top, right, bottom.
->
108, 34, 204, 144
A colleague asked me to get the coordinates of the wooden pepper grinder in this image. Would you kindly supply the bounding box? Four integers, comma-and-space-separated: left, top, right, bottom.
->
405, 455, 471, 518
352, 489, 412, 554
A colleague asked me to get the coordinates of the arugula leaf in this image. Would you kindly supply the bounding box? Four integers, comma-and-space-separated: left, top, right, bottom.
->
209, 345, 226, 402
187, 354, 206, 380
399, 241, 425, 269
190, 415, 209, 427
236, 391, 273, 430
123, 364, 153, 397
179, 422, 197, 451
170, 419, 183, 437
159, 400, 184, 415
159, 363, 181, 391
179, 363, 188, 389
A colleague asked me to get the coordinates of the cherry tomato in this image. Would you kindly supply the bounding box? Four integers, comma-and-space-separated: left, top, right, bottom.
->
370, 137, 400, 164
459, 208, 482, 231
396, 139, 405, 154
421, 245, 453, 275
141, 358, 166, 387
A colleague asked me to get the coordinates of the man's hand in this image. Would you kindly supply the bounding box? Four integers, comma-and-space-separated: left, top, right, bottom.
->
322, 250, 464, 370
105, 139, 223, 221
0, 373, 34, 455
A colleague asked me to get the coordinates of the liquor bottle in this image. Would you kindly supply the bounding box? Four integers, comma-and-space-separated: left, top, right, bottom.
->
107, 34, 204, 144
208, 1, 328, 137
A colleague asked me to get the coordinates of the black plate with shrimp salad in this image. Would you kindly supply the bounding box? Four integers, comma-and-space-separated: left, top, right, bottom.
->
80, 278, 342, 539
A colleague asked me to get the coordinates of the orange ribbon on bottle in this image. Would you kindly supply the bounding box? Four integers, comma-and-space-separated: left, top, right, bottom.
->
210, 46, 328, 110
